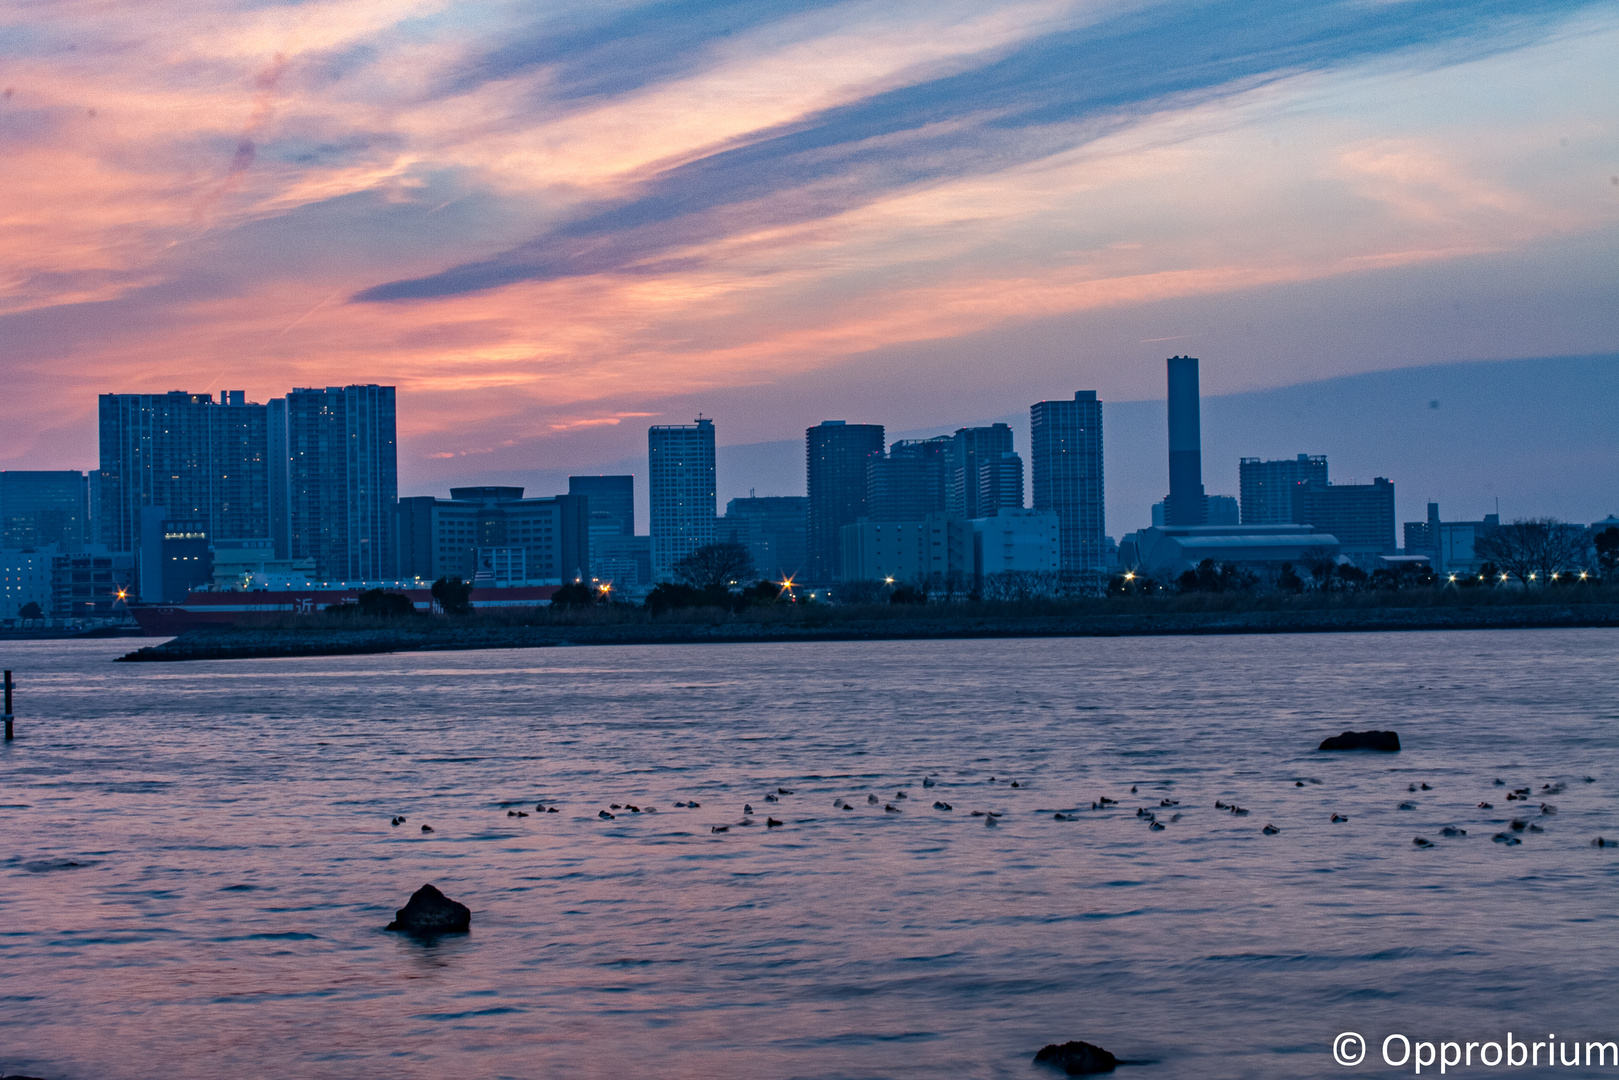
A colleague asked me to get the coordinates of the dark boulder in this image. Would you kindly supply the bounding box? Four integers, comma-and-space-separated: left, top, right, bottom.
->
1319, 730, 1401, 752
386, 884, 470, 934
1034, 1040, 1118, 1074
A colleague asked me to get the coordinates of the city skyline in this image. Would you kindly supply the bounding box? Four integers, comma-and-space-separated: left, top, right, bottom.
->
2, 3, 1615, 499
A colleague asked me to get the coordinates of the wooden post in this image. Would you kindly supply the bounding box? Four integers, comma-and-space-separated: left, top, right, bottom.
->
3, 669, 12, 740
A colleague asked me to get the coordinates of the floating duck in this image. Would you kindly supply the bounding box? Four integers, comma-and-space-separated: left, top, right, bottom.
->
1331, 813, 1347, 822
884, 803, 901, 813
779, 788, 794, 795
712, 825, 728, 833
1149, 821, 1165, 831
1262, 824, 1279, 835
421, 825, 433, 833
1398, 802, 1416, 810
934, 801, 952, 810
1493, 832, 1520, 845
1413, 837, 1433, 848
922, 777, 935, 788
866, 794, 879, 805
1440, 826, 1466, 837
766, 818, 783, 828
1478, 802, 1494, 809
598, 810, 615, 820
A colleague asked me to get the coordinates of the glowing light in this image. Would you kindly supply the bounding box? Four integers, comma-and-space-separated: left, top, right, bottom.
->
1124, 571, 1136, 581
884, 576, 894, 584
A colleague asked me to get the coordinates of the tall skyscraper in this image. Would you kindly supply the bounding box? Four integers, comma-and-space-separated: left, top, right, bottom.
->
649, 417, 717, 581
98, 390, 270, 557
1164, 356, 1205, 526
867, 436, 950, 522
1030, 391, 1104, 571
276, 385, 397, 581
568, 475, 635, 538
977, 452, 1025, 516
0, 470, 87, 551
949, 424, 1014, 520
806, 420, 884, 582
1239, 454, 1328, 525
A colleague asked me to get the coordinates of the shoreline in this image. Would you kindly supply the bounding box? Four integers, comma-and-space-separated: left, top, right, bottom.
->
116, 602, 1619, 661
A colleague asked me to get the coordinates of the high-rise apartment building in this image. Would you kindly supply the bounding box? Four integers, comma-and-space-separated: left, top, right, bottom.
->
949, 424, 1014, 520
276, 385, 397, 582
0, 471, 87, 551
721, 496, 809, 581
867, 437, 950, 523
1291, 478, 1396, 563
98, 391, 271, 560
649, 418, 717, 581
1239, 454, 1328, 525
977, 451, 1024, 516
1030, 391, 1104, 571
806, 420, 884, 582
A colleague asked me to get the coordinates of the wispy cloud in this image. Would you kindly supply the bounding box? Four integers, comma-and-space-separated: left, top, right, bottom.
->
0, 0, 1614, 475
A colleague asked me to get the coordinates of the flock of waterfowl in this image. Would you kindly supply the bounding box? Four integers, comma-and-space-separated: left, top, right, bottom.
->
385, 769, 1611, 848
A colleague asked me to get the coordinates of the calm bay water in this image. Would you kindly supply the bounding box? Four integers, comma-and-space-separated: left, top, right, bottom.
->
2, 630, 1618, 1079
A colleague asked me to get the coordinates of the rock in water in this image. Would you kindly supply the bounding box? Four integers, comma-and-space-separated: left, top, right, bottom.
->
1034, 1040, 1119, 1074
386, 884, 471, 934
1318, 730, 1401, 752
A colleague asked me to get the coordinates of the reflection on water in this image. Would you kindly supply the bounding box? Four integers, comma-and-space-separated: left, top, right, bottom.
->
1, 631, 1618, 1079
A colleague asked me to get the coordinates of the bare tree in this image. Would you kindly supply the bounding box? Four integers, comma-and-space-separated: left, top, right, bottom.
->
672, 542, 756, 590
1473, 518, 1590, 585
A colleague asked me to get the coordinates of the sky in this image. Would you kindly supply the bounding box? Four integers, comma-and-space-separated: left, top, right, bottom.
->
3, 0, 1616, 519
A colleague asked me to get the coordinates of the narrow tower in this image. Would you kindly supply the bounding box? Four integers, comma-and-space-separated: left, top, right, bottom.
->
1164, 356, 1206, 526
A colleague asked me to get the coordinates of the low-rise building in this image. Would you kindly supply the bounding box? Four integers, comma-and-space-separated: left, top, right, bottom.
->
1, 546, 56, 620
839, 517, 950, 583
838, 509, 1059, 585
1120, 523, 1340, 576
396, 487, 589, 585
1402, 503, 1500, 575
51, 548, 135, 620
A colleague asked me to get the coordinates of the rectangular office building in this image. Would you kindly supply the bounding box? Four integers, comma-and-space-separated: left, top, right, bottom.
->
0, 471, 87, 552
807, 420, 884, 582
98, 391, 271, 561
277, 385, 397, 582
1292, 478, 1396, 564
397, 487, 588, 585
1240, 454, 1328, 525
721, 496, 809, 581
649, 419, 717, 582
1030, 391, 1104, 572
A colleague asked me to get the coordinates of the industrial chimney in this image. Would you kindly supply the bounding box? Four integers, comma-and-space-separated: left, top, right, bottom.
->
1164, 355, 1206, 526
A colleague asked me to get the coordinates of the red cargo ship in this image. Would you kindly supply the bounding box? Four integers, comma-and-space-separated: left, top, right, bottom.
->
128, 585, 559, 636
